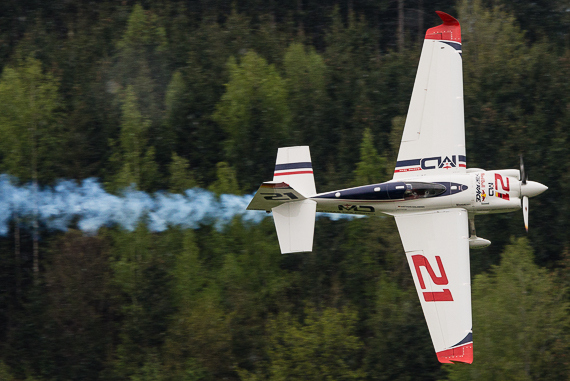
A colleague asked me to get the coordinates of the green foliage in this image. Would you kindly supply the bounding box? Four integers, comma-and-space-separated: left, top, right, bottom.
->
161, 70, 187, 155
109, 87, 159, 191
322, 7, 385, 184
42, 231, 116, 380
130, 353, 165, 381
446, 237, 570, 380
213, 51, 291, 190
117, 4, 168, 55
364, 279, 442, 380
113, 3, 171, 167
456, 0, 568, 264
0, 361, 15, 380
0, 57, 61, 182
108, 226, 177, 380
172, 230, 203, 306
353, 128, 388, 185
169, 153, 197, 193
0, 2, 568, 381
283, 42, 327, 144
164, 292, 232, 379
250, 306, 365, 381
114, 3, 168, 115
389, 116, 405, 162
208, 162, 241, 196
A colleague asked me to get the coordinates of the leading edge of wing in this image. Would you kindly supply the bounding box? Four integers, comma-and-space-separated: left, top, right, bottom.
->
393, 11, 465, 180
394, 208, 473, 364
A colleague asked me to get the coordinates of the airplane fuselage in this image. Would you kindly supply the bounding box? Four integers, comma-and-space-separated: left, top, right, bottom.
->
312, 169, 527, 216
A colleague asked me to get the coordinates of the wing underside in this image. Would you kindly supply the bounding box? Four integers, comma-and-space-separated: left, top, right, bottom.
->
394, 208, 473, 363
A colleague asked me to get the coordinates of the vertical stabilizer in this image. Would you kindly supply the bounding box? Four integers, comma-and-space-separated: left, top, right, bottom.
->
273, 199, 317, 253
273, 146, 316, 197
271, 146, 317, 253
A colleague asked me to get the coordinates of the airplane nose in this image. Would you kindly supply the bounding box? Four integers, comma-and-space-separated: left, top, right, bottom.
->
521, 181, 548, 198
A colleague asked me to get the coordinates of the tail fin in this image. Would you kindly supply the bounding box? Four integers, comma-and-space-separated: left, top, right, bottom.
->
273, 146, 316, 197
273, 199, 316, 253
247, 146, 317, 253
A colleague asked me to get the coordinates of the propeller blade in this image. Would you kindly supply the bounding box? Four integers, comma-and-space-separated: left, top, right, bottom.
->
523, 196, 529, 232
519, 154, 527, 184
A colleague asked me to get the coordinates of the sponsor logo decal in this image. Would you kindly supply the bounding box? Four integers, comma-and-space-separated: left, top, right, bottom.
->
438, 156, 456, 169
480, 173, 487, 201
475, 174, 482, 202
262, 192, 299, 201
394, 155, 467, 173
338, 204, 375, 213
494, 173, 510, 200
476, 173, 512, 202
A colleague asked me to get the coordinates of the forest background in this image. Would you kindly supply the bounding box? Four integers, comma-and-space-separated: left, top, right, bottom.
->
0, 0, 569, 379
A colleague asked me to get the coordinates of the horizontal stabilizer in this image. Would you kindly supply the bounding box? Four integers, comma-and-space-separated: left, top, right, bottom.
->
247, 182, 307, 211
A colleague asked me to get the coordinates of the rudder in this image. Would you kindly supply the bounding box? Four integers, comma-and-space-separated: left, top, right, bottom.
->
272, 146, 317, 253
273, 146, 316, 197
273, 199, 316, 253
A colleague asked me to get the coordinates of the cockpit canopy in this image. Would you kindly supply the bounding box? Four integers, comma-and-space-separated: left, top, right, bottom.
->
402, 182, 447, 200
316, 181, 449, 201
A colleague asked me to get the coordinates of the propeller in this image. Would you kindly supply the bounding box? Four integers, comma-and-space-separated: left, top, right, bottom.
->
520, 155, 529, 232
519, 154, 528, 185
522, 193, 529, 232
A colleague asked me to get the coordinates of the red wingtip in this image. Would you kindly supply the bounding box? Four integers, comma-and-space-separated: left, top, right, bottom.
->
425, 11, 461, 43
436, 343, 473, 364
435, 11, 460, 26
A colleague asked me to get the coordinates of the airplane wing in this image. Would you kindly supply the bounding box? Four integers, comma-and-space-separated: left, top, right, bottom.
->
394, 208, 473, 363
394, 11, 466, 179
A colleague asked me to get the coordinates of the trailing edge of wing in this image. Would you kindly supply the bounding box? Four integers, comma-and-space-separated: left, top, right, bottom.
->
394, 208, 473, 364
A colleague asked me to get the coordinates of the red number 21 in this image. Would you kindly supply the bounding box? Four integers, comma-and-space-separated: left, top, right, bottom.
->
411, 255, 454, 302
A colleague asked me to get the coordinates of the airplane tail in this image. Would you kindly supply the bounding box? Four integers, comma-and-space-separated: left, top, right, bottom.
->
246, 146, 317, 253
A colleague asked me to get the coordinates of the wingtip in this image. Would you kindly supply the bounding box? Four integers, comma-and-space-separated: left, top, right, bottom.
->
435, 11, 460, 26
437, 343, 473, 364
425, 11, 461, 43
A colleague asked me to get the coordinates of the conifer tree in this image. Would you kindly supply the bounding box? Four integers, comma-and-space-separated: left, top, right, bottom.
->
353, 128, 387, 185
213, 51, 290, 190
168, 153, 197, 194
109, 86, 159, 191
447, 238, 570, 380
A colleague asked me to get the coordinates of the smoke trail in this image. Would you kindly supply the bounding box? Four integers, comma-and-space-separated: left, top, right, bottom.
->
0, 175, 356, 236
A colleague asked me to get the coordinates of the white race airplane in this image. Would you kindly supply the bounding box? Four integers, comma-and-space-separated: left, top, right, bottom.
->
247, 11, 547, 364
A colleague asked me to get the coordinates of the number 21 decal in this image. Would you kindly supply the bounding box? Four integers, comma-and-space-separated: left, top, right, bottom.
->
495, 173, 510, 200
411, 255, 454, 302
262, 192, 299, 201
